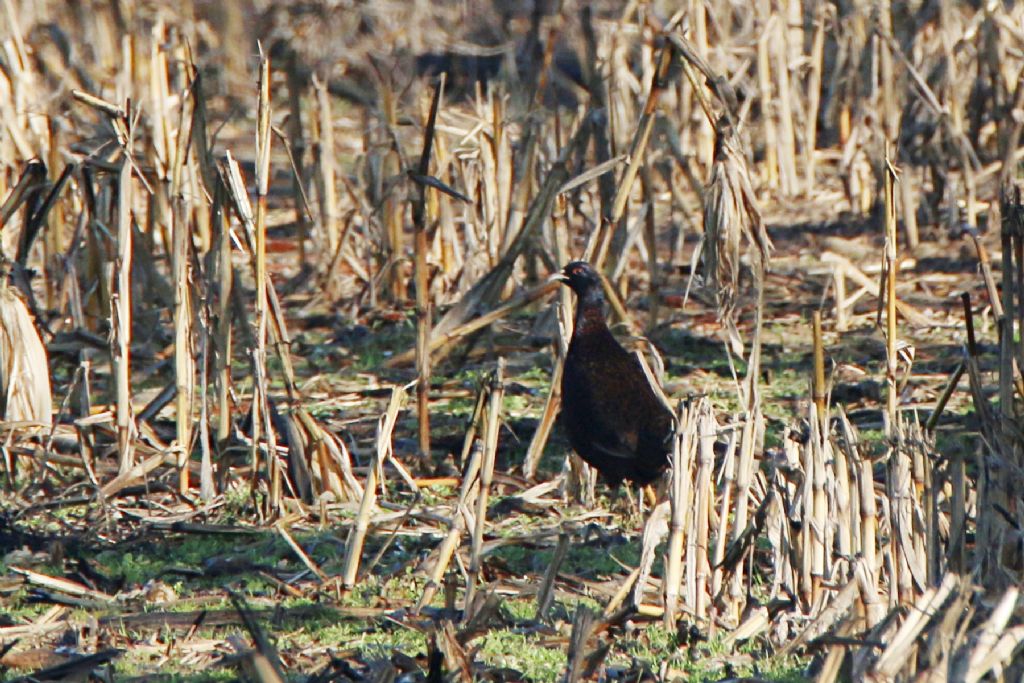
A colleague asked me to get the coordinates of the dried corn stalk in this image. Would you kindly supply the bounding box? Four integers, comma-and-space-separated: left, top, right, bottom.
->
0, 285, 51, 427
702, 118, 772, 351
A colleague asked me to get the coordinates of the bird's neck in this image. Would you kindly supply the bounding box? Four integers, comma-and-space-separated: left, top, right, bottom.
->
573, 289, 608, 335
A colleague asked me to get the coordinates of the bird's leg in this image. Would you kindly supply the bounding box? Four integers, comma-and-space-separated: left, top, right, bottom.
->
616, 484, 646, 528
642, 484, 658, 508
615, 484, 637, 527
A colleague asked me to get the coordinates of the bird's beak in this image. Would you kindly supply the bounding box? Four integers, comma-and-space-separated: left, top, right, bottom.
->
548, 271, 569, 284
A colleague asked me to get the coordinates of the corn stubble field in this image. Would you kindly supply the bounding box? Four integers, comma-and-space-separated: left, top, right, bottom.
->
1, 0, 1024, 681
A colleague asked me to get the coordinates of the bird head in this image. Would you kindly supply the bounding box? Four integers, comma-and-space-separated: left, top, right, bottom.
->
554, 261, 602, 297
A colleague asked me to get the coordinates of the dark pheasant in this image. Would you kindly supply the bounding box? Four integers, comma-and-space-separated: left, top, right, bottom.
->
556, 261, 674, 487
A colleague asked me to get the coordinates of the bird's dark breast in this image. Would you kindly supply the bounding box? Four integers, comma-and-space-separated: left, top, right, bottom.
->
560, 331, 673, 486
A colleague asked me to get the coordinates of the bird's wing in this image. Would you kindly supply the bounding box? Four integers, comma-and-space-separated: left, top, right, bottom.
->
560, 354, 634, 452
590, 437, 639, 461
579, 356, 651, 453
562, 331, 672, 460
603, 354, 674, 453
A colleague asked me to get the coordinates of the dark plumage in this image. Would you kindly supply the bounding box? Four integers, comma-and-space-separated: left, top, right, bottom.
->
556, 261, 674, 487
